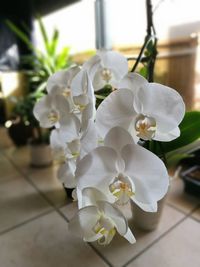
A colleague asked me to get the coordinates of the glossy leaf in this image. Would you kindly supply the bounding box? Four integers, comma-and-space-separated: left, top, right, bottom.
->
161, 111, 200, 153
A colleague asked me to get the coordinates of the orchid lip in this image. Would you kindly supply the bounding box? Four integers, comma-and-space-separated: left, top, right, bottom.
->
62, 88, 71, 97
93, 213, 116, 245
109, 173, 135, 205
48, 110, 60, 123
135, 114, 156, 140
101, 68, 112, 83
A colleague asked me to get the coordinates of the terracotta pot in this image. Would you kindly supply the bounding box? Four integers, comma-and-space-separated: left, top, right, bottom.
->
30, 144, 53, 168
131, 197, 166, 231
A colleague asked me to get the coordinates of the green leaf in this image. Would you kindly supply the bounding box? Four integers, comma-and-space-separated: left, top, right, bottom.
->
161, 111, 200, 153
36, 82, 47, 93
55, 47, 70, 70
49, 29, 59, 56
5, 20, 35, 52
37, 15, 50, 53
165, 152, 193, 168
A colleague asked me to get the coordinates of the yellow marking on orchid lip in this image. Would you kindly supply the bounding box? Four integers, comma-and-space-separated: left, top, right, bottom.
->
93, 222, 102, 234
72, 104, 86, 114
109, 178, 135, 205
62, 88, 71, 97
98, 139, 104, 145
72, 152, 80, 158
48, 111, 59, 123
98, 228, 116, 245
78, 104, 86, 111
101, 68, 112, 83
93, 215, 116, 245
135, 115, 156, 140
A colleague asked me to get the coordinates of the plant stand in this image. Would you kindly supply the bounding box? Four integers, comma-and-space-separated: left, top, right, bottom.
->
131, 197, 166, 231
30, 144, 53, 168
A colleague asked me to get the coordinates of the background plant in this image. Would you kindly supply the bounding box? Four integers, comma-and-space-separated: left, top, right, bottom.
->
6, 17, 72, 143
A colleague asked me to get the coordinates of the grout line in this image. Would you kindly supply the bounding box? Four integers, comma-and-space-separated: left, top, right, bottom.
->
122, 204, 200, 267
89, 243, 114, 267
3, 150, 198, 267
1, 150, 112, 266
0, 209, 54, 236
1, 151, 71, 225
189, 215, 200, 224
60, 204, 114, 267
166, 202, 191, 215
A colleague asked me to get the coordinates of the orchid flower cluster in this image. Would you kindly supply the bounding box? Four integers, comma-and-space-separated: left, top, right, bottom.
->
33, 50, 185, 245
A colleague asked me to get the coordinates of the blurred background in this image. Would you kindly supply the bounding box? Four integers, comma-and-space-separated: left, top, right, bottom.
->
0, 1, 200, 267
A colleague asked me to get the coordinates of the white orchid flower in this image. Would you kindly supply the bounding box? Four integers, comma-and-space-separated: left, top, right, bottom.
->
71, 69, 96, 129
47, 67, 95, 127
69, 190, 136, 245
57, 160, 77, 188
81, 50, 128, 91
51, 120, 98, 188
96, 73, 185, 142
33, 94, 79, 129
76, 127, 169, 212
46, 66, 81, 97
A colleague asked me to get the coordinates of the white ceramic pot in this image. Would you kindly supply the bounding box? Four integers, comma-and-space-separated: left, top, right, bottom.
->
30, 144, 53, 168
131, 197, 166, 231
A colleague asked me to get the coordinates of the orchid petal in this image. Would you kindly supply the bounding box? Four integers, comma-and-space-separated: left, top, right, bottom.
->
135, 83, 185, 133
97, 201, 128, 236
154, 127, 180, 142
121, 144, 169, 212
33, 95, 54, 128
98, 50, 128, 81
104, 126, 134, 154
47, 66, 80, 94
123, 228, 136, 244
118, 73, 147, 93
57, 161, 77, 188
71, 69, 95, 100
81, 187, 108, 208
59, 115, 80, 142
76, 147, 118, 200
68, 206, 99, 240
96, 89, 137, 140
80, 120, 98, 159
81, 101, 95, 131
82, 55, 101, 80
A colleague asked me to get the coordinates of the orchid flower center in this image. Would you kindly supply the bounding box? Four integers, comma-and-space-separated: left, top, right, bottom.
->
62, 87, 71, 97
48, 110, 60, 123
109, 173, 134, 205
72, 97, 87, 114
101, 68, 112, 83
93, 214, 116, 245
135, 115, 156, 140
66, 139, 81, 159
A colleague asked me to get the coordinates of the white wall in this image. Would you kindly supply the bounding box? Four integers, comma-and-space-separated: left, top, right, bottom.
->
34, 0, 200, 53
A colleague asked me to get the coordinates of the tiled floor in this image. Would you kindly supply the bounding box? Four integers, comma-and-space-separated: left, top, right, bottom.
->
0, 133, 200, 267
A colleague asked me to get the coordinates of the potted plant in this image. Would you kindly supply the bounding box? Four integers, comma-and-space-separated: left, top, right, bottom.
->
6, 17, 72, 167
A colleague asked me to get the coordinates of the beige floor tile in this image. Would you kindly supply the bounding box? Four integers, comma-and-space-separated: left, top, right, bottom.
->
167, 178, 200, 214
3, 146, 70, 207
61, 202, 184, 267
0, 153, 20, 183
60, 201, 78, 220
191, 207, 200, 222
0, 177, 52, 233
28, 165, 69, 207
0, 127, 13, 149
127, 218, 200, 267
4, 146, 30, 172
0, 211, 109, 267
